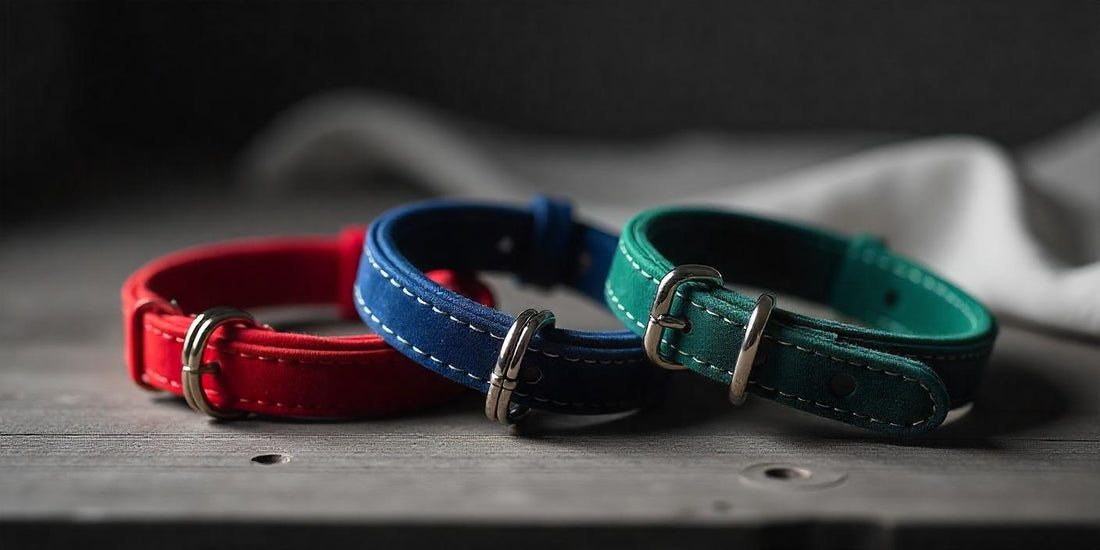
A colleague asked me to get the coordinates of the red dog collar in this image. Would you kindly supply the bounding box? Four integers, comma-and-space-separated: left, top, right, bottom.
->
121, 226, 494, 418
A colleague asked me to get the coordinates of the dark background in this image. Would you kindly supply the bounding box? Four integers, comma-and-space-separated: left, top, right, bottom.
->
4, 1, 1099, 225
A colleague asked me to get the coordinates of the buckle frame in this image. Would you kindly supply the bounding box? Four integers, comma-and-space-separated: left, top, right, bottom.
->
485, 308, 556, 425
728, 293, 775, 406
181, 306, 258, 419
643, 264, 723, 371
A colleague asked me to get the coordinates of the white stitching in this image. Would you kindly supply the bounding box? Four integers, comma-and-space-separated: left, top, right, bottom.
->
144, 324, 378, 366
625, 219, 977, 329
353, 286, 627, 409
618, 239, 979, 332
141, 370, 338, 412
607, 280, 930, 428
608, 247, 940, 428
614, 243, 740, 326
855, 248, 980, 329
363, 249, 507, 338
146, 316, 629, 411
748, 379, 921, 425
905, 351, 988, 360
362, 248, 645, 366
352, 288, 485, 382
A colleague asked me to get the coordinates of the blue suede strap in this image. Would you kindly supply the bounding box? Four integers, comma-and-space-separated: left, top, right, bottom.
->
520, 195, 577, 288
354, 197, 665, 414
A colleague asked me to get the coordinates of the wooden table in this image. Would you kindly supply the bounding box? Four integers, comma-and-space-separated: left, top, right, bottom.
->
2, 189, 1098, 549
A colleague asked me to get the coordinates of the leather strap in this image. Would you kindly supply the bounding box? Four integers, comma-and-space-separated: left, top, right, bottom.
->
355, 197, 666, 415
605, 207, 998, 436
121, 227, 494, 418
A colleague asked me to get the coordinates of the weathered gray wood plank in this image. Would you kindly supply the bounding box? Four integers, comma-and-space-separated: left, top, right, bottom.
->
1, 191, 1098, 548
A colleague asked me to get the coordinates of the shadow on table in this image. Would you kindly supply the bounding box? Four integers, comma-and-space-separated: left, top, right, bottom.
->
148, 337, 1075, 446
754, 354, 1075, 449
148, 390, 483, 425
5, 519, 1097, 550
921, 358, 1073, 442
514, 373, 740, 437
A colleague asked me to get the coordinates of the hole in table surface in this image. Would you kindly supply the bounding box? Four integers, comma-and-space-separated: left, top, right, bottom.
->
763, 466, 813, 481
740, 462, 846, 490
251, 453, 291, 465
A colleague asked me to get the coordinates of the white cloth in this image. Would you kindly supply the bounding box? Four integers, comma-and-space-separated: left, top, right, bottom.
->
239, 92, 1100, 339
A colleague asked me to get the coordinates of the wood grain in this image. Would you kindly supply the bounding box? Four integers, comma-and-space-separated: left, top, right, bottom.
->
1, 191, 1097, 549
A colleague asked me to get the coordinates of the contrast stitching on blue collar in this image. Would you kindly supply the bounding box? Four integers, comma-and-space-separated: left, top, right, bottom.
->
355, 285, 637, 409
354, 285, 485, 382
364, 248, 502, 338
363, 247, 645, 365
353, 196, 665, 415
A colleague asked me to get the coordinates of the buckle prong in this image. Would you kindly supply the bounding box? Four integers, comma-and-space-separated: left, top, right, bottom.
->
643, 265, 723, 370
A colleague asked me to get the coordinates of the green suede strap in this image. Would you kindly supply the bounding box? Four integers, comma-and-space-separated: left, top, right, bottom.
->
605, 207, 997, 436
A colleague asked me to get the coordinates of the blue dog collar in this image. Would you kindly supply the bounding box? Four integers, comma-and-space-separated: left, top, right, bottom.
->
354, 197, 665, 424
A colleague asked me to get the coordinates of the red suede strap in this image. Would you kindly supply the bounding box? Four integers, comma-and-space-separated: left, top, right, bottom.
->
121, 227, 493, 418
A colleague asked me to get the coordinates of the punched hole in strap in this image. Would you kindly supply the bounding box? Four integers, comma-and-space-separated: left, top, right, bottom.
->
518, 195, 580, 289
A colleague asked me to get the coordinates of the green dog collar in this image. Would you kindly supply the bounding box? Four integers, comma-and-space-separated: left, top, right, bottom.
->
605, 207, 997, 437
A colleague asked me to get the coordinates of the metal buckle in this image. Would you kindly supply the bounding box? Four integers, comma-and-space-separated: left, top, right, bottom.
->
728, 293, 775, 406
643, 265, 723, 370
181, 306, 258, 419
485, 308, 556, 425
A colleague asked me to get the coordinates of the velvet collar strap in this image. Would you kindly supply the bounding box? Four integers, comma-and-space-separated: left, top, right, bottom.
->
122, 227, 494, 418
355, 197, 664, 422
605, 207, 998, 436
